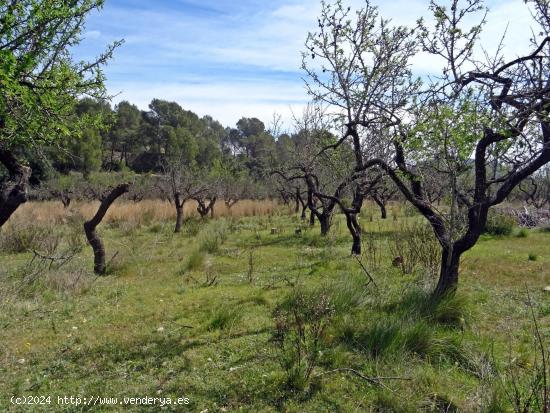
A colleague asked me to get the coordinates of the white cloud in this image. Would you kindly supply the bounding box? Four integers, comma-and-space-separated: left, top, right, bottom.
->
107, 78, 309, 128
84, 30, 102, 39
87, 0, 544, 127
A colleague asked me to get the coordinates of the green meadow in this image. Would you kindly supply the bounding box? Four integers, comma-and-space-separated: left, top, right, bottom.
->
1, 206, 549, 412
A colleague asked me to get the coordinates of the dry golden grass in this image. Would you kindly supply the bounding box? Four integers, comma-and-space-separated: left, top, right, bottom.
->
10, 199, 283, 227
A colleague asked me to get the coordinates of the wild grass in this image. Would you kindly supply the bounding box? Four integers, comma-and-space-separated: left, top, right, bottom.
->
208, 305, 243, 331
184, 249, 206, 272
0, 204, 548, 412
11, 199, 282, 228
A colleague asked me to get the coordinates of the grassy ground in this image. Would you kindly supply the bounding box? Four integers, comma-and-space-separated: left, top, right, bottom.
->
0, 203, 549, 412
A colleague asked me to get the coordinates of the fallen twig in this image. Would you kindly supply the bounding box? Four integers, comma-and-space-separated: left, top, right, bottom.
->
353, 255, 378, 288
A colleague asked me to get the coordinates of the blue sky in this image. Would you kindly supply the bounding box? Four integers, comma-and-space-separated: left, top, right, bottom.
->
74, 0, 535, 128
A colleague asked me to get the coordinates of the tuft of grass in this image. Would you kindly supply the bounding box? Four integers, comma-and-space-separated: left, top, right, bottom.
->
208, 305, 242, 331
198, 224, 228, 254
328, 275, 368, 314
184, 218, 201, 237
373, 391, 416, 413
353, 317, 468, 363
357, 318, 402, 357
184, 249, 206, 272
528, 253, 538, 261
387, 288, 469, 328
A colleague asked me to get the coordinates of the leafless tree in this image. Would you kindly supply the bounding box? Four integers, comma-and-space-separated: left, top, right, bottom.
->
518, 169, 550, 209
302, 2, 416, 252
368, 174, 398, 219
159, 158, 207, 232
194, 177, 219, 219
274, 104, 357, 237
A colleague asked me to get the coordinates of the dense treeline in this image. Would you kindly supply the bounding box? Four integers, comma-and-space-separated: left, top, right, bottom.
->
19, 97, 282, 185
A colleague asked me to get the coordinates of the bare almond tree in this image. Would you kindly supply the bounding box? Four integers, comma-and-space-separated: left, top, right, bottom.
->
518, 168, 550, 210
301, 2, 417, 252
361, 0, 550, 296
160, 158, 207, 232
304, 0, 550, 297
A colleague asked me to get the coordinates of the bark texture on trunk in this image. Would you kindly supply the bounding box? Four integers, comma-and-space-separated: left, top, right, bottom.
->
345, 213, 362, 255
309, 210, 315, 226
175, 206, 184, 233
174, 193, 186, 233
0, 149, 31, 228
84, 183, 130, 274
372, 195, 387, 219
300, 204, 307, 220
319, 213, 331, 236
433, 247, 461, 297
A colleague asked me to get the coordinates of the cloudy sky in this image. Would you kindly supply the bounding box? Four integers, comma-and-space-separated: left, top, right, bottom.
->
74, 0, 536, 128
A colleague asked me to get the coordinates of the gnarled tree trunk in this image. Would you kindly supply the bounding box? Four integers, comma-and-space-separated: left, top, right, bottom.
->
174, 193, 185, 233
300, 203, 307, 220
225, 199, 238, 210
346, 213, 362, 255
433, 247, 461, 297
196, 197, 216, 219
0, 149, 31, 228
318, 212, 331, 236
84, 183, 130, 274
372, 195, 387, 219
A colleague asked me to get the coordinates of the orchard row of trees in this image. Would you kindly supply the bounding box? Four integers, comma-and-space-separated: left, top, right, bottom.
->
1, 0, 549, 298
272, 0, 550, 297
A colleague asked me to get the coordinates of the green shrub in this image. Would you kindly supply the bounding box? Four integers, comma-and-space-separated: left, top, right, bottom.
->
483, 212, 515, 236
272, 287, 335, 391
516, 228, 528, 238
198, 223, 228, 254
